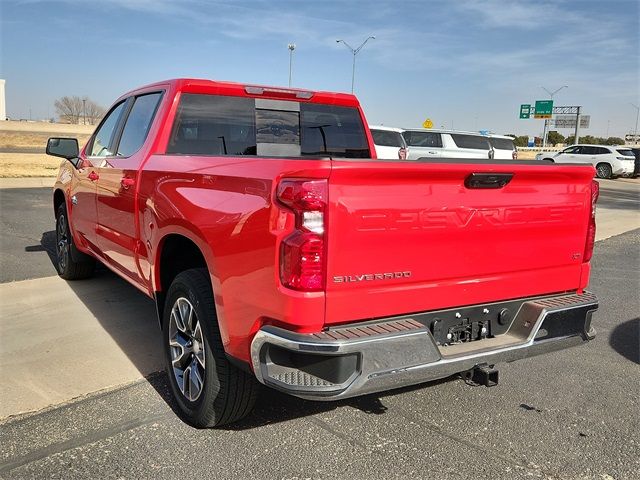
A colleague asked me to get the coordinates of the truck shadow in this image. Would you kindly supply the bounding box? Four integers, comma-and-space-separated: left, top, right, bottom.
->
609, 318, 639, 364
33, 229, 458, 429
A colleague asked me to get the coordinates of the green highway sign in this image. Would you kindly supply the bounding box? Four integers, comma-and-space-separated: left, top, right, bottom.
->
519, 104, 532, 119
534, 100, 553, 119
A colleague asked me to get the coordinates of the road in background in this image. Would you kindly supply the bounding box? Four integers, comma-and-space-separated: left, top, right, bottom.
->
1, 230, 638, 479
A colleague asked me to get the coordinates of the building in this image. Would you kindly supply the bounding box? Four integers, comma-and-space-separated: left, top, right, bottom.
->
0, 79, 6, 121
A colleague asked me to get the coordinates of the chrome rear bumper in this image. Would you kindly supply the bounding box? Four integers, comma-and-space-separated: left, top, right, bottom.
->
250, 292, 598, 400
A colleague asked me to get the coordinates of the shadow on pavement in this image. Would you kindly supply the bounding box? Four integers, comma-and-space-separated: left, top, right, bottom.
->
32, 228, 459, 429
609, 318, 639, 364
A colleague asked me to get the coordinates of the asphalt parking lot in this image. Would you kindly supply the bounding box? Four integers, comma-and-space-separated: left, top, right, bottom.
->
0, 182, 639, 479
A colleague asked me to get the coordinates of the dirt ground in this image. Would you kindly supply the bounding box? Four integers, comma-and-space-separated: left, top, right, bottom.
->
0, 153, 63, 177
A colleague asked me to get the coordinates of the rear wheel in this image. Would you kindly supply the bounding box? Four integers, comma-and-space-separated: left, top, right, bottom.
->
55, 203, 95, 280
163, 268, 258, 427
595, 163, 612, 179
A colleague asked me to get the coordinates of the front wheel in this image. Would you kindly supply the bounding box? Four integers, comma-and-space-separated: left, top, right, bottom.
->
55, 203, 95, 280
163, 268, 258, 428
595, 163, 612, 179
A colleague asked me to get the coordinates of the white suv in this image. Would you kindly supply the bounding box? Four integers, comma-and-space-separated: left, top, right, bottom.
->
369, 126, 408, 159
488, 134, 517, 160
536, 144, 636, 179
400, 129, 493, 160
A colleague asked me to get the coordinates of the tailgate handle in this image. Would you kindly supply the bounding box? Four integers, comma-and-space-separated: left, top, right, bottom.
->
465, 173, 513, 189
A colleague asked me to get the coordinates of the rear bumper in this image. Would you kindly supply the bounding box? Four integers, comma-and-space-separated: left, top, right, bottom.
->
250, 292, 598, 400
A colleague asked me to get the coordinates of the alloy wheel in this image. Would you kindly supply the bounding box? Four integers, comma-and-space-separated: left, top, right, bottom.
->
56, 213, 69, 272
169, 297, 206, 402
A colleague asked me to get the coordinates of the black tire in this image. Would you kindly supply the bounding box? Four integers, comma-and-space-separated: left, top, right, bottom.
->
162, 268, 258, 428
544, 158, 555, 162
55, 203, 95, 280
595, 163, 613, 179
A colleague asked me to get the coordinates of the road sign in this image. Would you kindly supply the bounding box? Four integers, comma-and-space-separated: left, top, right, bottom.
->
534, 100, 553, 119
553, 115, 590, 129
422, 118, 433, 129
519, 104, 532, 119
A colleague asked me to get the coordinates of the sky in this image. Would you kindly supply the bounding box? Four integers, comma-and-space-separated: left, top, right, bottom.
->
1, 0, 639, 138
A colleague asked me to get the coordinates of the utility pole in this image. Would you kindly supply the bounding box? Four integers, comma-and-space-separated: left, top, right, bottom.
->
541, 85, 568, 148
336, 36, 375, 94
287, 43, 296, 87
632, 103, 639, 145
82, 98, 87, 125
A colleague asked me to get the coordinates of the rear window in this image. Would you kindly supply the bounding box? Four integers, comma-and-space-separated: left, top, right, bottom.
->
488, 137, 515, 150
371, 129, 404, 147
616, 148, 634, 157
167, 93, 370, 158
450, 134, 490, 150
402, 131, 442, 148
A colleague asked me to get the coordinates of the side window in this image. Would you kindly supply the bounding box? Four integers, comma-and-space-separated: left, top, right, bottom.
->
371, 130, 403, 147
89, 101, 126, 157
117, 92, 163, 157
450, 134, 490, 150
563, 146, 579, 154
596, 147, 610, 155
579, 146, 595, 155
403, 131, 442, 148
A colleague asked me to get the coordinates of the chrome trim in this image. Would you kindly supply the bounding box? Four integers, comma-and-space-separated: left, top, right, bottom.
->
250, 292, 598, 400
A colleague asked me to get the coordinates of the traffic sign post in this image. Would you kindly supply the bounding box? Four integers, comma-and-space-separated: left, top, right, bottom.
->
422, 118, 433, 129
519, 104, 532, 119
534, 100, 553, 119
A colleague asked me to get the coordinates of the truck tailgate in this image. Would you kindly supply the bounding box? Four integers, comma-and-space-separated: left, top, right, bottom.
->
325, 161, 594, 324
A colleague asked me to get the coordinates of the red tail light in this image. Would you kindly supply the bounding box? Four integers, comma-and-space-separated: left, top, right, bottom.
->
583, 179, 599, 262
277, 179, 327, 291
398, 147, 407, 160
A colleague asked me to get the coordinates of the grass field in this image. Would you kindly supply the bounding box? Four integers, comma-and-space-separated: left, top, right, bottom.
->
0, 121, 92, 177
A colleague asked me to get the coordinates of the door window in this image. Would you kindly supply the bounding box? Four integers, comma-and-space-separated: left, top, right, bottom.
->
89, 102, 126, 157
117, 92, 163, 157
371, 130, 405, 147
402, 131, 442, 148
450, 134, 490, 150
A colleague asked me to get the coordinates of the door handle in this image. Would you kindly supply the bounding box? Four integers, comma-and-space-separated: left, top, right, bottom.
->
428, 151, 437, 154
88, 171, 99, 181
120, 177, 135, 189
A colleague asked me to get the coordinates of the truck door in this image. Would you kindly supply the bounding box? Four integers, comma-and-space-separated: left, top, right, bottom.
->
95, 92, 163, 288
71, 101, 128, 252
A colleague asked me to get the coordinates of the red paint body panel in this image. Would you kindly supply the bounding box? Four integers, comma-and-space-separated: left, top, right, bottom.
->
53, 78, 596, 366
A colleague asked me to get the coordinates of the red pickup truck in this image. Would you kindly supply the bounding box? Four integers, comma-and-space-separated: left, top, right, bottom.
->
47, 79, 599, 427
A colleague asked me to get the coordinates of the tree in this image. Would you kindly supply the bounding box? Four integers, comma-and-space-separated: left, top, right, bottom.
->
546, 131, 565, 146
512, 135, 529, 147
54, 96, 105, 124
603, 137, 625, 145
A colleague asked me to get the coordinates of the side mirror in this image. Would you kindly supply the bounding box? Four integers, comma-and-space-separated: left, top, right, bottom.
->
46, 137, 79, 160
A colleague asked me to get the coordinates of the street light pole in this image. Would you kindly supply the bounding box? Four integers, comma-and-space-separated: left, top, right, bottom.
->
336, 36, 375, 94
631, 103, 640, 145
82, 98, 87, 125
541, 85, 568, 148
287, 43, 296, 87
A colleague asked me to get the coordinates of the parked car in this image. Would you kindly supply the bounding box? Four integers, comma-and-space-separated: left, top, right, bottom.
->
369, 125, 407, 159
488, 134, 517, 160
535, 144, 636, 179
47, 78, 599, 427
401, 129, 494, 160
